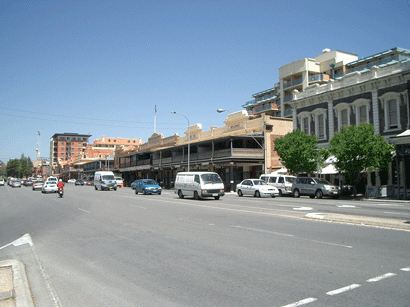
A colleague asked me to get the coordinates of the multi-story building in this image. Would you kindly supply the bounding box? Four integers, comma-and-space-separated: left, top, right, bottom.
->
244, 49, 358, 118
116, 112, 293, 191
50, 133, 91, 173
287, 47, 410, 197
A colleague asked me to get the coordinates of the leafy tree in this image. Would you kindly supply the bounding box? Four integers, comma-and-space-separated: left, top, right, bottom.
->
20, 155, 33, 178
329, 124, 394, 196
6, 159, 20, 178
274, 129, 323, 174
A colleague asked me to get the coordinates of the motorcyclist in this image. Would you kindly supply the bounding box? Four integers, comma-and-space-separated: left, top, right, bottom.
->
57, 179, 65, 190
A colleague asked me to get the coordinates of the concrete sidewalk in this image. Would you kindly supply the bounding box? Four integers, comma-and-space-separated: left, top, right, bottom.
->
0, 260, 34, 307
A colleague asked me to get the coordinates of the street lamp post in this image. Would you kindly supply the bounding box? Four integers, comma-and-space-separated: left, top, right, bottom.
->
171, 112, 190, 172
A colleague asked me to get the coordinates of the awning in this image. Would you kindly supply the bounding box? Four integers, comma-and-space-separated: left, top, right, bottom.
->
321, 164, 338, 175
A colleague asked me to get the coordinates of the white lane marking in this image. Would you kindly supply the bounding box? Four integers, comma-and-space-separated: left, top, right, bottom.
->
0, 233, 33, 250
281, 297, 317, 307
383, 211, 410, 216
326, 284, 361, 296
129, 204, 147, 209
231, 225, 294, 237
293, 207, 313, 211
78, 208, 90, 213
232, 226, 352, 248
337, 205, 357, 208
401, 267, 410, 271
305, 213, 324, 219
367, 273, 396, 282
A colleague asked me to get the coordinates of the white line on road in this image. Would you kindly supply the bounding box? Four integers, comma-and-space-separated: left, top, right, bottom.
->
293, 207, 313, 211
383, 211, 410, 216
367, 273, 396, 282
281, 297, 317, 307
78, 208, 90, 213
337, 205, 357, 208
231, 225, 295, 237
326, 284, 361, 296
129, 204, 147, 209
401, 267, 410, 271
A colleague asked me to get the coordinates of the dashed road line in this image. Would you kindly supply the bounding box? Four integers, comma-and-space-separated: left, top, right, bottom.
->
326, 284, 361, 296
78, 208, 90, 213
281, 297, 317, 307
401, 267, 410, 271
367, 273, 396, 282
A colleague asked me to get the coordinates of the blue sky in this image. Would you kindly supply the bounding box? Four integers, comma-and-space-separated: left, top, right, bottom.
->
1, 0, 409, 163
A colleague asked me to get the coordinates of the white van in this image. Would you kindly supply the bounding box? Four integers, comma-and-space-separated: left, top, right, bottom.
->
174, 172, 225, 200
94, 171, 117, 191
259, 174, 296, 196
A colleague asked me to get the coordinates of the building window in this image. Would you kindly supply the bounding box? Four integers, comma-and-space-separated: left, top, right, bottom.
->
297, 112, 311, 135
352, 98, 370, 125
312, 108, 327, 140
334, 103, 351, 131
379, 92, 402, 131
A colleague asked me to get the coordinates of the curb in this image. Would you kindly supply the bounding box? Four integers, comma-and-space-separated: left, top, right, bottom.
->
0, 260, 34, 307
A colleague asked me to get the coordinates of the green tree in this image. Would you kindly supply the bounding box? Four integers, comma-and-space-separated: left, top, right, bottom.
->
0, 160, 6, 178
329, 124, 394, 196
274, 129, 323, 174
19, 155, 33, 178
6, 159, 20, 178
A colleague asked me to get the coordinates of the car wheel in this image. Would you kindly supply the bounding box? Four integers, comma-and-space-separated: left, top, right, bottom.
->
214, 196, 220, 200
114, 188, 117, 191
255, 190, 261, 198
237, 190, 243, 197
293, 189, 300, 198
135, 189, 138, 194
158, 192, 161, 195
95, 186, 97, 190
143, 189, 146, 195
278, 189, 283, 197
316, 190, 323, 199
194, 191, 200, 200
178, 190, 184, 199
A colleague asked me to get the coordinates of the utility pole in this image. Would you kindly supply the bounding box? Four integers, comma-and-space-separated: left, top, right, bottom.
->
36, 131, 41, 160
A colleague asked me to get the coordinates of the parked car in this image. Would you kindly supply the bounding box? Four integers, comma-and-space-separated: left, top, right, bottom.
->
134, 179, 162, 195
0, 178, 4, 186
131, 180, 139, 190
115, 177, 123, 187
11, 180, 22, 188
32, 180, 44, 191
75, 179, 85, 186
42, 180, 58, 193
260, 174, 296, 196
24, 180, 33, 186
292, 177, 340, 199
67, 179, 76, 183
236, 179, 279, 198
174, 172, 224, 200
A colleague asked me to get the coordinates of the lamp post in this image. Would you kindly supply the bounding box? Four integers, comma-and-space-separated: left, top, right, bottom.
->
171, 112, 190, 172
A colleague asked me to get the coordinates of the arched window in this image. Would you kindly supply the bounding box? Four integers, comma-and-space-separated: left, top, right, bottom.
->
297, 111, 311, 134
334, 102, 351, 131
352, 98, 371, 125
379, 92, 401, 131
312, 108, 327, 140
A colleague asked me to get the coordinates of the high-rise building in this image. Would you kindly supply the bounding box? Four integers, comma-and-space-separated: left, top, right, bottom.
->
50, 133, 91, 166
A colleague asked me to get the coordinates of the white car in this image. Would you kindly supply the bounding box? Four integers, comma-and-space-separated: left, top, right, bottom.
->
115, 177, 123, 188
0, 179, 4, 186
67, 179, 76, 183
236, 179, 279, 198
42, 180, 58, 193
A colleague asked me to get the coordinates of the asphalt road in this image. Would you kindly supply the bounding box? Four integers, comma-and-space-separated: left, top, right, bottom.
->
1, 184, 409, 306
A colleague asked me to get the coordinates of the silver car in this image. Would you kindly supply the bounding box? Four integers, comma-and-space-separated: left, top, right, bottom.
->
236, 179, 279, 198
292, 177, 340, 199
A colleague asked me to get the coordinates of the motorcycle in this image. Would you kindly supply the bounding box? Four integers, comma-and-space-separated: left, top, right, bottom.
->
58, 187, 64, 198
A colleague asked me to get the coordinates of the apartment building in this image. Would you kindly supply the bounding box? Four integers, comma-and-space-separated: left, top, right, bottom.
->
50, 133, 91, 167
244, 49, 358, 118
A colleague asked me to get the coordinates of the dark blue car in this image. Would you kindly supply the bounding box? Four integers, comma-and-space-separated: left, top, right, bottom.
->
134, 179, 162, 195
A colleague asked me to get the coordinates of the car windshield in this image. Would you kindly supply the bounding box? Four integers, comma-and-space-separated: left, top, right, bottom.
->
315, 178, 330, 185
253, 180, 266, 185
48, 181, 57, 184
285, 177, 295, 183
143, 180, 158, 185
102, 175, 115, 180
201, 173, 223, 184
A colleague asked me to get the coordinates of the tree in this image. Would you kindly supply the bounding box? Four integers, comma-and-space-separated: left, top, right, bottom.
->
329, 124, 394, 196
0, 160, 6, 178
274, 129, 323, 175
6, 159, 20, 178
20, 155, 33, 178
